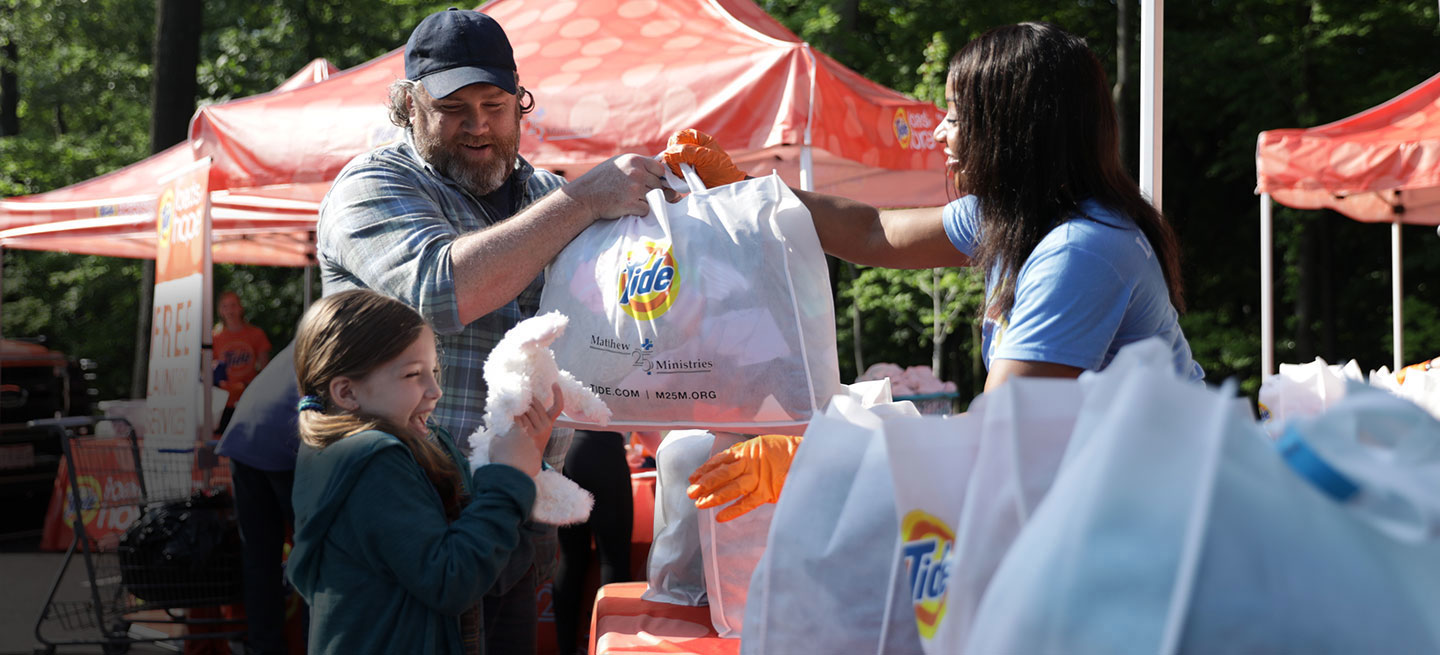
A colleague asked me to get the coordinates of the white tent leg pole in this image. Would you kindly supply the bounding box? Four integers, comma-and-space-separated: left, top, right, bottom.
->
800, 45, 817, 192
1260, 194, 1274, 378
800, 145, 813, 192
1140, 0, 1163, 211
1392, 218, 1403, 371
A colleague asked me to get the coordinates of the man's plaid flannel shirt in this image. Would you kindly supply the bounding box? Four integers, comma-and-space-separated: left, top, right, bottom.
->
315, 132, 570, 466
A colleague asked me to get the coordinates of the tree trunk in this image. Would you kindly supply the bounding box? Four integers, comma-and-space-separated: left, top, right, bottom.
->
833, 0, 860, 60
847, 262, 865, 377
1113, 0, 1129, 169
1295, 219, 1317, 360
1, 37, 17, 136
1291, 2, 1319, 363
148, 0, 202, 153
130, 269, 155, 398
932, 268, 944, 378
133, 0, 203, 398
1318, 211, 1335, 361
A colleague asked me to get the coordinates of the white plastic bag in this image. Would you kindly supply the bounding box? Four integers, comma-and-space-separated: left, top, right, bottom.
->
1287, 382, 1440, 543
641, 429, 712, 606
538, 166, 841, 434
697, 431, 771, 638
966, 341, 1440, 654
884, 376, 1081, 655
1257, 356, 1363, 436
741, 393, 924, 655
698, 381, 898, 638
1370, 361, 1440, 421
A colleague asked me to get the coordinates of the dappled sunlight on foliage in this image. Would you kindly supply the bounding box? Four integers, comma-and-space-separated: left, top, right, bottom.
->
3, 0, 1439, 403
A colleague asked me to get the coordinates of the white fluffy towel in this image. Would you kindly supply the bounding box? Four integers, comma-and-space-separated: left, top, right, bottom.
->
466, 311, 612, 526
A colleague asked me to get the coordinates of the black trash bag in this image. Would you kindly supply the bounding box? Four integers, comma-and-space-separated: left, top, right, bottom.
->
118, 488, 243, 605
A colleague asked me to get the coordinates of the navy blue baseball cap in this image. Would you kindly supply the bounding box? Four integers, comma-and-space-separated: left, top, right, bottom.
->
405, 8, 517, 98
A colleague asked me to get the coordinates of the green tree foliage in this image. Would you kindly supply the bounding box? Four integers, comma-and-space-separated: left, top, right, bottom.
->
1161, 0, 1440, 391
837, 265, 984, 391
773, 0, 1440, 397
1, 0, 448, 400
198, 0, 450, 102
0, 0, 152, 196
4, 0, 1440, 403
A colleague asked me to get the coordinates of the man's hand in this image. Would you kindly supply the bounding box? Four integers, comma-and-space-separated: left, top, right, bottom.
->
661, 129, 746, 188
562, 153, 668, 220
686, 434, 803, 522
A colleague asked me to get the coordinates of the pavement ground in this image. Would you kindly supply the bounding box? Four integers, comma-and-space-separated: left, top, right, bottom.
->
1, 533, 234, 655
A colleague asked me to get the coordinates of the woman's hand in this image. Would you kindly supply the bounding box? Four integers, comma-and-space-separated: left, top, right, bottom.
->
686, 434, 803, 522
660, 129, 747, 187
489, 384, 565, 476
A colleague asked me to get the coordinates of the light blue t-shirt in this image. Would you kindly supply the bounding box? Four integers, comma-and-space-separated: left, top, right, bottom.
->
942, 196, 1204, 381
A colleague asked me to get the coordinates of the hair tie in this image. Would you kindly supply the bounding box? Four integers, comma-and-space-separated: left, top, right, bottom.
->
297, 395, 325, 412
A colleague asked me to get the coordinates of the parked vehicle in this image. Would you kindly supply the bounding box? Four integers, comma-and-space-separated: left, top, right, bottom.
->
1, 338, 98, 539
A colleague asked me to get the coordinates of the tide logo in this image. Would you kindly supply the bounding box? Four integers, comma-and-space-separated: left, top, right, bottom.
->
893, 108, 912, 150
155, 187, 176, 249
617, 241, 680, 320
61, 475, 102, 529
901, 509, 955, 639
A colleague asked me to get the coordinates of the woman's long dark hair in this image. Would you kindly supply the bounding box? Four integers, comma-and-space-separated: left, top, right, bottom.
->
949, 22, 1185, 316
294, 289, 463, 520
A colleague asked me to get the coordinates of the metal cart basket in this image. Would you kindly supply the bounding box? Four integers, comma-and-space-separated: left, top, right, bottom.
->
894, 391, 962, 416
29, 416, 244, 655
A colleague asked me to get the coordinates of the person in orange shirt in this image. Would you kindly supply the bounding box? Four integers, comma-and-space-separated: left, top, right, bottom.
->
213, 290, 273, 434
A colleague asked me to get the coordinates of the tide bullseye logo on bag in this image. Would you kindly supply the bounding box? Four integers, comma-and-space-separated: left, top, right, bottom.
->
617, 241, 680, 320
60, 475, 102, 529
901, 509, 955, 639
155, 187, 176, 249
893, 108, 912, 150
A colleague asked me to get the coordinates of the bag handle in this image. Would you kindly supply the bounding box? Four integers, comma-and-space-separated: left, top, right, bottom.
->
660, 161, 711, 196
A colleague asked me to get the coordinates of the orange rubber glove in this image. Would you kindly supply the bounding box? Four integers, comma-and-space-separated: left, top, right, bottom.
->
661, 129, 747, 187
686, 434, 803, 522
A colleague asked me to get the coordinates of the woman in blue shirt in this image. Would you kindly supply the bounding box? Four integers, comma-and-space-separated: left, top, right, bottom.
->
666, 22, 1202, 519
667, 21, 1201, 390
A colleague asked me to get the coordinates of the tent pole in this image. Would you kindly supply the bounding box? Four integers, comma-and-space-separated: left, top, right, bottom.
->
1392, 217, 1403, 371
800, 45, 817, 192
800, 146, 813, 192
1140, 0, 1163, 210
1260, 194, 1274, 378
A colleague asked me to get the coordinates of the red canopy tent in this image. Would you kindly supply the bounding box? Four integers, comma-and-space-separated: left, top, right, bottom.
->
0, 0, 949, 267
1255, 71, 1440, 374
0, 58, 340, 266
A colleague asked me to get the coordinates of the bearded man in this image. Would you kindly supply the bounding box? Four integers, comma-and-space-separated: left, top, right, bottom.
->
315, 8, 668, 654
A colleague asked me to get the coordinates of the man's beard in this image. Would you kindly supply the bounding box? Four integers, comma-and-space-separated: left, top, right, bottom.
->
414, 112, 521, 197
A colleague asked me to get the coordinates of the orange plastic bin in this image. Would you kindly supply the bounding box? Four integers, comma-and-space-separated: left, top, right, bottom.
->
588, 582, 738, 655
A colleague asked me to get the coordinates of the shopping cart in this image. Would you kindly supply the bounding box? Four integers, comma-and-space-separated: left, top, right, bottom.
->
894, 391, 962, 416
28, 416, 244, 655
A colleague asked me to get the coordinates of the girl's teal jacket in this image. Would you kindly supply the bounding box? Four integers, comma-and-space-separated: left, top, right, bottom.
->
288, 428, 536, 654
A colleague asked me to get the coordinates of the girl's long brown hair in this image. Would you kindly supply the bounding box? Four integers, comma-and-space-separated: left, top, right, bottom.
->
949, 22, 1185, 317
294, 289, 463, 520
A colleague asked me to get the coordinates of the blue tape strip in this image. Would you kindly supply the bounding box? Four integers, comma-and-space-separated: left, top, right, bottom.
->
1277, 426, 1359, 502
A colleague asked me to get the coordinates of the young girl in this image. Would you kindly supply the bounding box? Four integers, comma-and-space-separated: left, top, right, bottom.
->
286, 288, 561, 655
